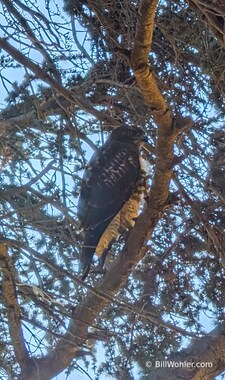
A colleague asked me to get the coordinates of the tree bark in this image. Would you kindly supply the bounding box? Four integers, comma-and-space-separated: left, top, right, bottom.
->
147, 323, 225, 380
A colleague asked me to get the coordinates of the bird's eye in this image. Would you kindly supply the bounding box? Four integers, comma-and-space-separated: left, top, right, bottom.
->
130, 129, 137, 136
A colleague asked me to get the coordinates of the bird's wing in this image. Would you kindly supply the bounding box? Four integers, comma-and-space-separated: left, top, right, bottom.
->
77, 141, 140, 236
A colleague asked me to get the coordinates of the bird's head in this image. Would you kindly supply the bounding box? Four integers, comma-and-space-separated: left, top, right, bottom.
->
109, 125, 148, 144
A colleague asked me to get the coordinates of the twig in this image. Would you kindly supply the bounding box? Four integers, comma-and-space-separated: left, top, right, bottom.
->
0, 38, 120, 126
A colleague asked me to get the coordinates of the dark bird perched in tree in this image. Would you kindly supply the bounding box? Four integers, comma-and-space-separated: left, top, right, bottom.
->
77, 125, 148, 280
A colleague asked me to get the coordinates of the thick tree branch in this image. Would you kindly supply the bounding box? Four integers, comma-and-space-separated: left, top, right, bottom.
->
21, 2, 184, 379
2, 237, 192, 336
130, 0, 181, 217
131, 0, 172, 127
1, 2, 216, 379
0, 243, 29, 378
26, 2, 187, 379
147, 323, 225, 380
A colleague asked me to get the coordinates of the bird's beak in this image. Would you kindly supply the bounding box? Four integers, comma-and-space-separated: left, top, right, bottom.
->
140, 134, 148, 143
143, 135, 148, 143
137, 136, 148, 147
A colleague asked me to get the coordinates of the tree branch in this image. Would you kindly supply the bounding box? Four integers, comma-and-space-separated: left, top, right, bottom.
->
0, 243, 30, 378
1, 0, 61, 82
0, 38, 119, 126
0, 2, 207, 379
147, 323, 225, 380
176, 177, 225, 266
26, 2, 184, 379
187, 0, 225, 48
131, 0, 172, 126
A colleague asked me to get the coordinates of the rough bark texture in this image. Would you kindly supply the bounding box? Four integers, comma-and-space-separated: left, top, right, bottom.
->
0, 244, 29, 379
148, 324, 225, 380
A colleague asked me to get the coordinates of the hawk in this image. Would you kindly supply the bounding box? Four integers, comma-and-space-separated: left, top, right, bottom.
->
77, 125, 148, 280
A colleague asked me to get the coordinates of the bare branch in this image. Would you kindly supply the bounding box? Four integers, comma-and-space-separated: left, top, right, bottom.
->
0, 38, 120, 126
71, 15, 95, 65
1, 0, 61, 82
